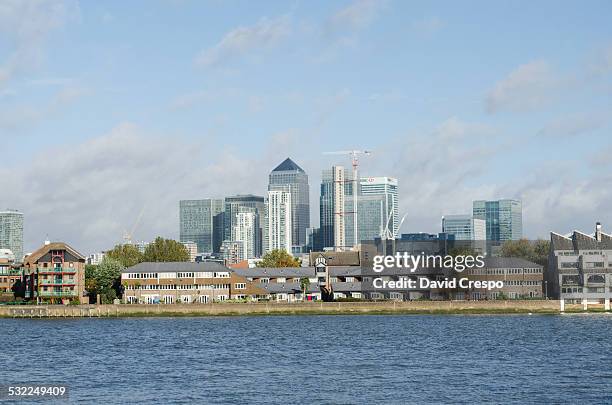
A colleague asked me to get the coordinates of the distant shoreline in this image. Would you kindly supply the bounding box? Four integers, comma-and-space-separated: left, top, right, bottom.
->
2, 300, 610, 318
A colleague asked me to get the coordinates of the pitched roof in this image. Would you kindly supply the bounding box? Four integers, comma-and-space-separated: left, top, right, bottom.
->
309, 251, 360, 266
24, 242, 85, 265
550, 230, 612, 251
272, 158, 304, 173
123, 261, 229, 273
484, 257, 542, 269
234, 267, 313, 278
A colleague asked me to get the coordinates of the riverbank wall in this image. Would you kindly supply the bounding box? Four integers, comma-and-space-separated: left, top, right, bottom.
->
1, 300, 603, 318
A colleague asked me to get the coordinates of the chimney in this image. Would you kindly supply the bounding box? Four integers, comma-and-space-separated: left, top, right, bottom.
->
595, 222, 602, 242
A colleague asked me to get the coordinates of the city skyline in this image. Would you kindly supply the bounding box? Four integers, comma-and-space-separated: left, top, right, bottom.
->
2, 0, 611, 254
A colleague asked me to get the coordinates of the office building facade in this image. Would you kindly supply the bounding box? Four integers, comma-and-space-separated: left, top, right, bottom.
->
0, 210, 24, 263
224, 195, 265, 257
473, 199, 522, 242
231, 208, 257, 260
360, 177, 399, 238
268, 158, 310, 250
357, 195, 385, 242
320, 166, 348, 250
442, 215, 486, 241
179, 199, 224, 254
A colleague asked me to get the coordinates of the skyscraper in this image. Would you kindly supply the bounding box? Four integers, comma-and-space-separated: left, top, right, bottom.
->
268, 158, 310, 250
360, 177, 399, 238
441, 215, 486, 240
357, 195, 385, 241
473, 199, 522, 242
0, 210, 24, 262
179, 199, 224, 254
232, 207, 256, 260
264, 190, 292, 254
223, 195, 265, 257
320, 166, 347, 250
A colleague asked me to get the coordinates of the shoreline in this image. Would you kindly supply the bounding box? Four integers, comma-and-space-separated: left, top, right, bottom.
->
1, 300, 610, 318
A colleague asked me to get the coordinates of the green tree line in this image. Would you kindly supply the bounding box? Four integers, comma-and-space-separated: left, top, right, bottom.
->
86, 237, 189, 303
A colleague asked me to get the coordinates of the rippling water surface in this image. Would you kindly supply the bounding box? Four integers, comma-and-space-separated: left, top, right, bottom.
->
1, 314, 611, 404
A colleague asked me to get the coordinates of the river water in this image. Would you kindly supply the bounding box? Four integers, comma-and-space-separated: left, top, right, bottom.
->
1, 314, 611, 404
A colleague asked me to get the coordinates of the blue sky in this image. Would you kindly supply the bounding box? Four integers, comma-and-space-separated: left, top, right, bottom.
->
1, 0, 612, 254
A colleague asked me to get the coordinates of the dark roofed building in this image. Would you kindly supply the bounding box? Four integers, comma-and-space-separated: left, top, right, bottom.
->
309, 251, 360, 267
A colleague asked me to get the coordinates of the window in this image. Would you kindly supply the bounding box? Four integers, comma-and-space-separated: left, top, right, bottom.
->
389, 292, 403, 301
235, 283, 246, 290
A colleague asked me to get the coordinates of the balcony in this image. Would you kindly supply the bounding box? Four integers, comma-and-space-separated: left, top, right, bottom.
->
39, 290, 77, 297
37, 267, 77, 274
39, 279, 76, 286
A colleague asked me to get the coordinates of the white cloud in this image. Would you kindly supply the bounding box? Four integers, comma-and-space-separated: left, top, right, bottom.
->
538, 111, 610, 138
327, 0, 387, 34
195, 15, 292, 68
432, 117, 496, 140
485, 60, 562, 113
0, 124, 278, 254
0, 84, 89, 131
517, 167, 612, 237
0, 0, 79, 85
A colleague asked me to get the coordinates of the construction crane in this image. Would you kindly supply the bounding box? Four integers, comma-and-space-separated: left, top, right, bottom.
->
323, 150, 371, 249
381, 208, 408, 240
123, 205, 146, 245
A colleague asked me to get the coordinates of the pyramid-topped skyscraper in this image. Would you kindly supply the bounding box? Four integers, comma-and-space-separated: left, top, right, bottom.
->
268, 158, 310, 252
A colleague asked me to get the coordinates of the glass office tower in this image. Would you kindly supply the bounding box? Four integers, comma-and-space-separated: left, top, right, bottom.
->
360, 177, 399, 238
473, 199, 522, 242
179, 199, 224, 254
224, 195, 265, 257
0, 210, 24, 262
268, 158, 310, 251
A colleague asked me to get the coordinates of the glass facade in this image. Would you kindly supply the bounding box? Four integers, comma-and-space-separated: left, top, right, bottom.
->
231, 207, 256, 259
320, 166, 351, 249
179, 199, 224, 254
223, 195, 265, 257
357, 195, 385, 241
0, 210, 24, 262
473, 199, 522, 242
268, 158, 310, 249
360, 177, 399, 238
442, 215, 486, 241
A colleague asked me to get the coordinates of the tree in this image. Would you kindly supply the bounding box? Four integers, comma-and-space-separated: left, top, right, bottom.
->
106, 244, 144, 268
300, 277, 310, 301
500, 239, 533, 259
97, 257, 125, 304
143, 237, 189, 262
257, 250, 301, 268
85, 264, 98, 298
501, 239, 550, 267
86, 258, 125, 304
448, 246, 477, 257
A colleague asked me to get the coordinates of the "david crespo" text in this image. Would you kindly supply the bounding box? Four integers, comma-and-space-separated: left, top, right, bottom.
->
373, 277, 504, 290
